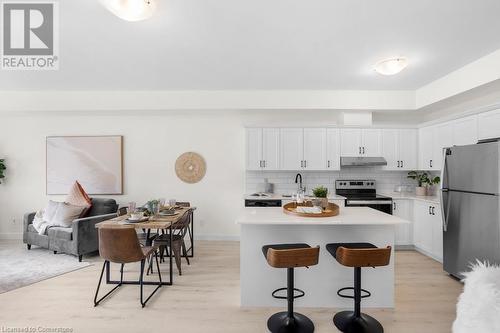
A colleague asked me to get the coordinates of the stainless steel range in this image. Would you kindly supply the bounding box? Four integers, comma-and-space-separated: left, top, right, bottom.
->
335, 180, 393, 214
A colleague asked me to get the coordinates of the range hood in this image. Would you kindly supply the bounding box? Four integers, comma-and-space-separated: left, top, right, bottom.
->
340, 156, 387, 167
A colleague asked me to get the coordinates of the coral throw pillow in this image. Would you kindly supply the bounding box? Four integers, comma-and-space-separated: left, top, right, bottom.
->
65, 181, 92, 217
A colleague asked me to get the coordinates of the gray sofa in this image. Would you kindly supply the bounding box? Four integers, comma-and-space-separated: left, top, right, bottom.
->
23, 198, 119, 261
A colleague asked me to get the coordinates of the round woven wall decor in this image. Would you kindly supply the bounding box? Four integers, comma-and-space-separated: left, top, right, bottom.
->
175, 152, 206, 184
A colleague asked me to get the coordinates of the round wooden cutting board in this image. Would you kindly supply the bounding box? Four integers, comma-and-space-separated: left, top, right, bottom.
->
175, 152, 206, 184
283, 201, 339, 218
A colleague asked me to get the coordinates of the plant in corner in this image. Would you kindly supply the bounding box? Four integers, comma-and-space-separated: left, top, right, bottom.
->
424, 175, 441, 196
0, 159, 6, 184
312, 186, 328, 209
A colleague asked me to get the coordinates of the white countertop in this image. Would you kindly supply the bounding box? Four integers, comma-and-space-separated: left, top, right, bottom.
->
236, 207, 410, 225
244, 193, 346, 201
379, 191, 440, 204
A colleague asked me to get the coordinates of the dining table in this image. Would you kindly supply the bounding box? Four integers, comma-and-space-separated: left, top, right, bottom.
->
95, 207, 193, 286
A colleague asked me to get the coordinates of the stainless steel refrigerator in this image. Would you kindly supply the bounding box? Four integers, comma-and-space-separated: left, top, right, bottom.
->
441, 141, 500, 278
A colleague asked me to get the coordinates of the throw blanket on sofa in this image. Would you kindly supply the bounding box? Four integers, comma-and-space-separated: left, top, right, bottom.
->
32, 210, 51, 235
453, 260, 500, 332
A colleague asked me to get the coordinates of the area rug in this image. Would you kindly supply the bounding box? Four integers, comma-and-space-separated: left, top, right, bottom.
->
0, 245, 91, 294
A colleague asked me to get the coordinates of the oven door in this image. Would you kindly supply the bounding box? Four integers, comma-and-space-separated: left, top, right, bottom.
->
345, 200, 393, 215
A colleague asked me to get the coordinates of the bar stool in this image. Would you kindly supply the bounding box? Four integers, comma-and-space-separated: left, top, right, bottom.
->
326, 243, 391, 333
262, 243, 320, 333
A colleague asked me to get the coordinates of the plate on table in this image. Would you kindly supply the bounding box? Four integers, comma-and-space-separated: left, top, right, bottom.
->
124, 217, 149, 223
158, 211, 179, 217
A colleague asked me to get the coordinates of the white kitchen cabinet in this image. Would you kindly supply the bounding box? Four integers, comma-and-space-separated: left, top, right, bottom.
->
434, 123, 453, 170
280, 128, 328, 170
392, 199, 412, 245
413, 200, 442, 261
262, 128, 280, 170
326, 128, 340, 170
303, 128, 327, 170
280, 128, 304, 170
246, 128, 263, 170
431, 204, 443, 262
452, 115, 478, 146
478, 108, 500, 141
362, 129, 382, 156
413, 201, 433, 254
382, 129, 417, 170
340, 129, 362, 156
340, 129, 381, 157
419, 124, 452, 170
246, 128, 280, 170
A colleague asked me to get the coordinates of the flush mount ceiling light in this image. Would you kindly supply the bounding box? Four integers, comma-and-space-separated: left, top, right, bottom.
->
100, 0, 156, 22
374, 57, 408, 75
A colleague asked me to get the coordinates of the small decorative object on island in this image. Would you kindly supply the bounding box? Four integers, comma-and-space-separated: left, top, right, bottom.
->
175, 152, 206, 184
283, 201, 339, 218
312, 186, 328, 209
407, 171, 441, 196
0, 159, 6, 184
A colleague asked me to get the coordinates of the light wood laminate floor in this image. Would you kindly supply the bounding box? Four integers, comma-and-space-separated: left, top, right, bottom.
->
0, 241, 462, 333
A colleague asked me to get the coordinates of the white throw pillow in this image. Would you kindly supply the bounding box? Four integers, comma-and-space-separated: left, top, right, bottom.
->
44, 200, 60, 222
50, 202, 86, 228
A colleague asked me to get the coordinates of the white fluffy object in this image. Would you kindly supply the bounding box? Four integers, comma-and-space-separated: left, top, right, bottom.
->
453, 260, 500, 333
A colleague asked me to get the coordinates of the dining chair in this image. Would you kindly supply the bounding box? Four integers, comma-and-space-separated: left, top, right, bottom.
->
94, 227, 162, 308
149, 209, 192, 275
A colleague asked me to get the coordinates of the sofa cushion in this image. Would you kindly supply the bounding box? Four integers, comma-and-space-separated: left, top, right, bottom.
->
48, 226, 73, 241
65, 181, 92, 217
87, 198, 118, 217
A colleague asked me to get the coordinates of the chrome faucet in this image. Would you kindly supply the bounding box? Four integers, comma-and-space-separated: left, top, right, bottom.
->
295, 173, 305, 193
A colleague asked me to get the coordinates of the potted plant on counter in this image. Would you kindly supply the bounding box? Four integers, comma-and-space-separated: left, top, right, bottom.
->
407, 171, 441, 196
407, 171, 429, 196
0, 159, 6, 184
312, 186, 329, 209
424, 175, 441, 196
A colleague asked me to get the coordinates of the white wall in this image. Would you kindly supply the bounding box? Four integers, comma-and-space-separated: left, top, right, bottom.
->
0, 110, 354, 240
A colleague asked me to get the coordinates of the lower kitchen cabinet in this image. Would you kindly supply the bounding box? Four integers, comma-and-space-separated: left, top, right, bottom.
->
413, 200, 443, 262
392, 199, 412, 246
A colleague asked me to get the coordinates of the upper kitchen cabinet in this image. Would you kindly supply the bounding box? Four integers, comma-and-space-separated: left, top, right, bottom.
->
381, 129, 417, 170
478, 108, 500, 141
246, 128, 280, 170
303, 128, 327, 170
340, 128, 381, 157
419, 123, 452, 170
451, 115, 478, 146
326, 128, 341, 170
280, 128, 304, 170
280, 128, 328, 170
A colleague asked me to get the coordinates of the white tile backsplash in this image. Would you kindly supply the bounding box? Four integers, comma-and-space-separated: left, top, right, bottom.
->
246, 168, 422, 195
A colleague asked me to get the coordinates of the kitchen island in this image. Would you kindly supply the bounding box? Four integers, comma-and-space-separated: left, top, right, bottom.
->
236, 207, 409, 308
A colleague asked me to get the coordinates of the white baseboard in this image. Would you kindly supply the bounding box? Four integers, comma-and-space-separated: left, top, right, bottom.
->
0, 233, 22, 240
194, 234, 240, 241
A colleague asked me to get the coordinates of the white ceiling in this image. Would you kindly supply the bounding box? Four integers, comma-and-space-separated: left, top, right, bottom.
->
2, 0, 500, 90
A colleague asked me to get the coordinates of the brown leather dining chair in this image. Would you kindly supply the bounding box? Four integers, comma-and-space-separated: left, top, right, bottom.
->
94, 227, 162, 308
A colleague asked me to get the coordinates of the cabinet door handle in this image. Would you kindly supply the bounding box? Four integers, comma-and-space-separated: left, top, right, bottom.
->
362, 147, 365, 154
397, 160, 400, 168
429, 206, 432, 215
393, 202, 396, 211
327, 160, 330, 168
359, 147, 362, 155
430, 159, 433, 168
263, 160, 266, 168
401, 160, 404, 168
304, 160, 307, 168
300, 160, 303, 168
259, 160, 263, 168
431, 206, 435, 215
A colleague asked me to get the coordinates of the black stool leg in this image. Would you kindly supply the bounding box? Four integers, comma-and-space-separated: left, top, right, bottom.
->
267, 268, 315, 333
334, 267, 384, 333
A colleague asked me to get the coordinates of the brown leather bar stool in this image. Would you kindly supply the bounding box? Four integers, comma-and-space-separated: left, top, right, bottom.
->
262, 243, 320, 333
94, 227, 162, 308
326, 243, 391, 333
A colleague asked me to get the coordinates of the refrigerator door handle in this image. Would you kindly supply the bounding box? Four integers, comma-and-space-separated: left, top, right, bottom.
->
440, 147, 450, 231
